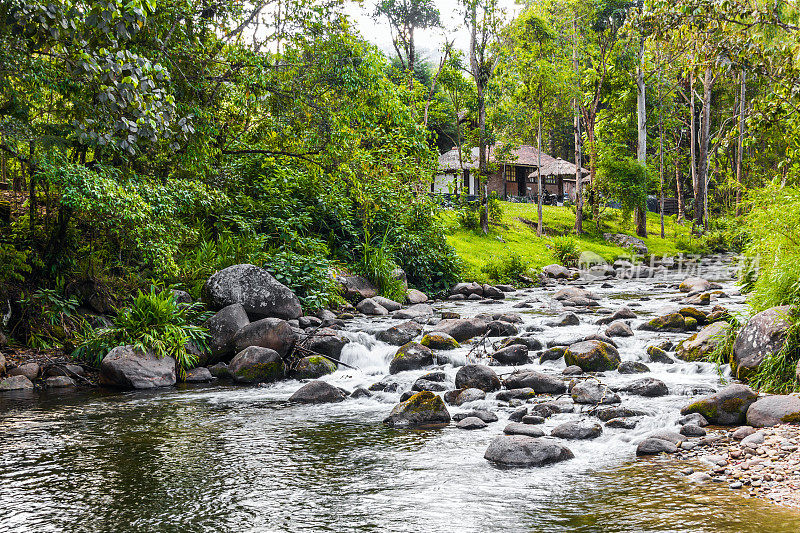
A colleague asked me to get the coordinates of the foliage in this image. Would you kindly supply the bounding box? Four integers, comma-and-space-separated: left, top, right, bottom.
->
479, 252, 529, 284
0, 244, 31, 283
73, 286, 210, 376
19, 284, 81, 349
549, 236, 580, 267
748, 309, 800, 394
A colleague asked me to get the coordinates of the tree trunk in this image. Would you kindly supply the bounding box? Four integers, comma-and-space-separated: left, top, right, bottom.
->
675, 147, 684, 223
735, 68, 746, 216
468, 7, 489, 235
28, 141, 35, 242
587, 123, 599, 226
573, 18, 583, 235
689, 70, 698, 228
537, 115, 543, 237
635, 38, 647, 238
696, 66, 713, 229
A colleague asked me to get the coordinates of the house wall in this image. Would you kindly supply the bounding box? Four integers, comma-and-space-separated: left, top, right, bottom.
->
432, 173, 461, 194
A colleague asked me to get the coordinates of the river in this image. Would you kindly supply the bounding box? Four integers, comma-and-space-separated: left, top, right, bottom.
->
2, 258, 800, 532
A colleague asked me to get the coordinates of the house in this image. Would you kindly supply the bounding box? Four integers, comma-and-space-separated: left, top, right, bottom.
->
434, 144, 590, 201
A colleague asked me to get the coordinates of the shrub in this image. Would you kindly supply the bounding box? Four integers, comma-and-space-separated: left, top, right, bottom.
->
266, 251, 343, 311
480, 253, 529, 284
550, 236, 580, 267
73, 286, 210, 377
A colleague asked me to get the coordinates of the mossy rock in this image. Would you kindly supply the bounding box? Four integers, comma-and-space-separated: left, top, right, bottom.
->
675, 321, 729, 362
563, 340, 620, 372
383, 390, 451, 428
679, 384, 757, 425
420, 333, 460, 350
291, 355, 337, 380
639, 313, 686, 332
679, 307, 707, 325
389, 342, 434, 374
684, 316, 698, 330
229, 346, 285, 384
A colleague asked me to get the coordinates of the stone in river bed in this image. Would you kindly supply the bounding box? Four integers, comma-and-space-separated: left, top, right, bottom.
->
731, 306, 793, 379
486, 320, 518, 337
432, 318, 489, 342
595, 406, 648, 421
638, 313, 686, 333
228, 346, 284, 384
746, 394, 800, 427
741, 432, 765, 447
420, 332, 460, 350
289, 380, 347, 404
291, 356, 337, 380
508, 406, 528, 422
491, 345, 529, 365
540, 346, 566, 363
617, 377, 668, 397
0, 375, 34, 391
205, 303, 250, 362
679, 424, 706, 437
503, 422, 545, 437
571, 380, 621, 404
529, 401, 574, 418
100, 346, 176, 389
636, 438, 679, 456
44, 375, 76, 388
373, 296, 402, 312
605, 320, 634, 338
388, 342, 434, 375
675, 321, 729, 362
393, 303, 435, 320
484, 435, 574, 467
183, 367, 214, 383
562, 365, 583, 375
646, 345, 674, 364
455, 364, 501, 392
232, 317, 297, 357
305, 328, 349, 359
355, 298, 389, 315
551, 422, 602, 440
496, 388, 537, 401
617, 361, 650, 374
732, 426, 756, 440
499, 336, 543, 352
405, 288, 428, 304
547, 312, 580, 327
203, 263, 302, 319
457, 417, 487, 430
679, 413, 709, 427
503, 370, 567, 394
411, 378, 448, 393
383, 391, 451, 428
8, 362, 40, 381
606, 417, 638, 429
543, 264, 570, 279
452, 410, 498, 423
679, 277, 712, 293
564, 340, 621, 372
209, 362, 230, 379
451, 388, 487, 406
376, 321, 423, 346
522, 415, 545, 425
680, 384, 758, 425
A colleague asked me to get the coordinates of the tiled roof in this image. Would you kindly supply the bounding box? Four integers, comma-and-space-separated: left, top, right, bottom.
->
438, 144, 589, 179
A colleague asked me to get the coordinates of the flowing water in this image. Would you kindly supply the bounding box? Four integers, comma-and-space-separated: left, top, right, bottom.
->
3, 258, 800, 532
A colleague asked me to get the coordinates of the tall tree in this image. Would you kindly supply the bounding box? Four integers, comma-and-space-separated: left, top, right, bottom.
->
375, 0, 442, 88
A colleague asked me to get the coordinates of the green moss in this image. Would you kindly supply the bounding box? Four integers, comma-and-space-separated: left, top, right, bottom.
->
679, 307, 707, 324
402, 391, 446, 413
420, 333, 460, 350
236, 361, 284, 382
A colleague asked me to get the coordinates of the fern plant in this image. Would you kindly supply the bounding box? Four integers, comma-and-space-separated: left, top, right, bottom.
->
73, 286, 211, 377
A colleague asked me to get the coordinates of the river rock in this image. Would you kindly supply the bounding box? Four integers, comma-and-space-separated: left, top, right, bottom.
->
547, 312, 580, 327
99, 346, 176, 389
605, 320, 633, 337
412, 378, 448, 393
9, 362, 40, 381
741, 432, 765, 448
203, 264, 302, 319
383, 390, 451, 428
679, 307, 708, 325
732, 426, 756, 439
376, 321, 423, 346
491, 345, 529, 365
636, 438, 678, 455
746, 395, 800, 427
183, 367, 214, 383
338, 275, 378, 302
305, 328, 349, 359
731, 306, 793, 378
679, 277, 711, 293
679, 424, 706, 437
582, 333, 619, 348
499, 336, 543, 351
683, 292, 711, 306
564, 340, 621, 372
483, 285, 505, 300
356, 298, 389, 316
451, 388, 487, 405
455, 364, 501, 392
406, 289, 428, 305
540, 347, 565, 363
0, 375, 34, 390
289, 380, 346, 403
618, 377, 668, 397
606, 418, 638, 429
603, 233, 648, 254
678, 413, 708, 427
529, 401, 574, 417
0, 353, 5, 375
646, 345, 674, 364
389, 342, 434, 374
228, 346, 284, 384
485, 320, 517, 337
503, 370, 566, 394
372, 296, 402, 312
543, 264, 570, 279
496, 388, 537, 401
504, 422, 545, 437
209, 362, 230, 379
420, 332, 459, 350
457, 417, 487, 430
676, 321, 729, 362
433, 318, 489, 342
553, 287, 599, 302
680, 384, 758, 425
291, 356, 337, 380
596, 406, 648, 421
597, 306, 637, 325
572, 380, 621, 404
393, 303, 434, 319
562, 365, 583, 375
639, 313, 686, 332
509, 406, 528, 422
232, 317, 297, 357
484, 436, 574, 467
551, 422, 602, 440
45, 364, 85, 378
617, 361, 650, 374
452, 410, 499, 423
350, 387, 372, 399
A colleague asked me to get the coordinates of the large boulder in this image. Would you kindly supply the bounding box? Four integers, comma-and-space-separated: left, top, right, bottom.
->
99, 346, 176, 389
731, 306, 793, 379
373, 296, 402, 312
388, 342, 434, 374
603, 233, 648, 255
432, 318, 489, 342
605, 320, 633, 338
503, 371, 566, 394
420, 333, 460, 350
232, 317, 297, 357
484, 435, 574, 467
455, 364, 501, 392
680, 384, 758, 425
305, 328, 349, 359
676, 321, 729, 362
746, 395, 800, 427
8, 362, 40, 381
203, 264, 302, 319
617, 377, 668, 397
679, 277, 712, 293
636, 438, 678, 456
405, 289, 429, 304
0, 375, 34, 391
491, 345, 529, 365
205, 303, 250, 363
551, 422, 602, 440
356, 298, 389, 315
639, 313, 686, 333
337, 275, 378, 302
289, 380, 346, 403
564, 340, 621, 372
452, 282, 484, 296
383, 391, 451, 428
228, 346, 285, 384
376, 321, 423, 346
542, 264, 570, 279
291, 356, 337, 380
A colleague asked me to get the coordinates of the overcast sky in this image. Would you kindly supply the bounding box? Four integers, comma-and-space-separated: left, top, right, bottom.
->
343, 0, 522, 61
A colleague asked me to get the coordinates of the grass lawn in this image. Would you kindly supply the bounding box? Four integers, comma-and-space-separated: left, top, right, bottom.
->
441, 201, 700, 279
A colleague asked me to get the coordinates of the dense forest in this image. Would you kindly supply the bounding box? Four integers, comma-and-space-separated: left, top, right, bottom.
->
1, 0, 800, 387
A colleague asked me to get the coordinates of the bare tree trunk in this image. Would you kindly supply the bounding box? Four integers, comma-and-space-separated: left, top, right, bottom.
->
658, 64, 665, 239
468, 7, 489, 235
689, 70, 698, 229
635, 38, 647, 238
573, 18, 583, 235
675, 149, 684, 223
537, 114, 543, 237
697, 66, 713, 229
735, 68, 746, 216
